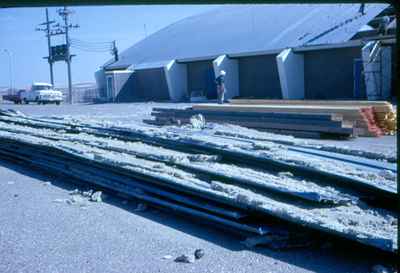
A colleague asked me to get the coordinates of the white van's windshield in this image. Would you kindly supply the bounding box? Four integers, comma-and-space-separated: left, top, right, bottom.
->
33, 85, 51, 91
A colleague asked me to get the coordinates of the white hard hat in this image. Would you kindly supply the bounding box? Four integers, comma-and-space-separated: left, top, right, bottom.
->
220, 70, 226, 76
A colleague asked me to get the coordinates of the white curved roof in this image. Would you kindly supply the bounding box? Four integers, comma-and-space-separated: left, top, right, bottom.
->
32, 82, 52, 86
105, 4, 388, 70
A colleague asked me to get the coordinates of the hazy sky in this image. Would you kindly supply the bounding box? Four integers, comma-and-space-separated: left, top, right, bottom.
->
0, 5, 219, 89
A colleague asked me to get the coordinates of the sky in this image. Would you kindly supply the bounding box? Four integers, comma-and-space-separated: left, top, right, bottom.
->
0, 5, 220, 89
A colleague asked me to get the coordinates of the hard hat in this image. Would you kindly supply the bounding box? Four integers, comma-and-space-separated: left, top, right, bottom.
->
220, 70, 226, 76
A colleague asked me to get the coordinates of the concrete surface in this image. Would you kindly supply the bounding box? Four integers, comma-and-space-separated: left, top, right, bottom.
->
0, 102, 397, 273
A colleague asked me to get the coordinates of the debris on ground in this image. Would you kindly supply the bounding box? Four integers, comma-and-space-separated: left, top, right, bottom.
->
52, 198, 66, 203
69, 189, 80, 195
83, 190, 94, 198
66, 195, 89, 207
58, 189, 103, 206
41, 181, 51, 186
190, 114, 206, 129
174, 254, 195, 263
241, 232, 314, 250
90, 191, 103, 202
194, 249, 205, 259
161, 255, 173, 260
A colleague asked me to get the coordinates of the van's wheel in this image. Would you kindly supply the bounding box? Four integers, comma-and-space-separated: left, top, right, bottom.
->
56, 102, 60, 105
24, 99, 29, 104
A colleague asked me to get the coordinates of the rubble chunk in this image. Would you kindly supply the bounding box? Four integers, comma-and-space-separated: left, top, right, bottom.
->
162, 255, 173, 260
90, 191, 102, 202
174, 254, 195, 263
194, 249, 205, 260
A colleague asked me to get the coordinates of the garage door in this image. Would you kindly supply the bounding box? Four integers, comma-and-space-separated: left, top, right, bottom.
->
134, 68, 170, 101
238, 55, 282, 99
187, 61, 217, 99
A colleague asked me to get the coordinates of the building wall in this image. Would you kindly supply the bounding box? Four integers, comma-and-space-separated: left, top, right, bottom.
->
238, 54, 282, 99
133, 68, 170, 101
94, 69, 107, 98
165, 61, 188, 102
303, 47, 364, 99
112, 71, 134, 102
187, 60, 217, 99
115, 72, 136, 102
276, 49, 304, 99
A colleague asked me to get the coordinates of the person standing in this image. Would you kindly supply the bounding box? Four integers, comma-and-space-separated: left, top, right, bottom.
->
215, 70, 226, 104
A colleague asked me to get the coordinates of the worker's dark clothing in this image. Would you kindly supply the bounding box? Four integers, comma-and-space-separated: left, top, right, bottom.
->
215, 75, 226, 104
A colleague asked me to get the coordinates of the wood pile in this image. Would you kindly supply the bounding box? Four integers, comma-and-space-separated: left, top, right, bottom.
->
229, 99, 397, 136
147, 107, 354, 139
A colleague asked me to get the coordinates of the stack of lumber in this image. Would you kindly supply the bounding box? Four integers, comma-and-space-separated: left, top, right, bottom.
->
229, 99, 397, 136
147, 107, 354, 139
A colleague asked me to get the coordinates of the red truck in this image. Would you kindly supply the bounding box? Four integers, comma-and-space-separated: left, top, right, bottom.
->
2, 90, 25, 104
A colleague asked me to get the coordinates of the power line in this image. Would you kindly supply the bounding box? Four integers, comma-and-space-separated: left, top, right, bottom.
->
35, 8, 55, 85
69, 37, 112, 45
69, 37, 118, 61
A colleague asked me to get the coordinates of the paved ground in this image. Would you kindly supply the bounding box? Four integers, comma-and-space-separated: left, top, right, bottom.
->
0, 102, 397, 273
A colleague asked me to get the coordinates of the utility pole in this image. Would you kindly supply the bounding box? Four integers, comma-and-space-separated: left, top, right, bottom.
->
3, 49, 13, 94
36, 8, 55, 86
112, 40, 118, 62
57, 6, 79, 104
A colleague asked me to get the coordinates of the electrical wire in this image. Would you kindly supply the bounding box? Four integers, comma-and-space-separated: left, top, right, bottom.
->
69, 37, 114, 53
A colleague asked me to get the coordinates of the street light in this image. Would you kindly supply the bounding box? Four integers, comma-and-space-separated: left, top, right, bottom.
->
3, 49, 14, 94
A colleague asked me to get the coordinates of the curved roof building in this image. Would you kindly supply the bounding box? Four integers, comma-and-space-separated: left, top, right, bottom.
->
104, 4, 388, 70
97, 4, 394, 103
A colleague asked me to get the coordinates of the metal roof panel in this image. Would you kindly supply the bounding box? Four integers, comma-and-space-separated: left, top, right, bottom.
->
105, 4, 388, 70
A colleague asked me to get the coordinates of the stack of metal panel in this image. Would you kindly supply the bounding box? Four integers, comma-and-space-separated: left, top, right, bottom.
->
0, 110, 397, 254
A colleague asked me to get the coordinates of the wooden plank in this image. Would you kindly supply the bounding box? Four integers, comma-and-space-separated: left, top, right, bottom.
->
154, 116, 353, 135
193, 104, 369, 114
151, 112, 348, 128
152, 108, 343, 121
230, 99, 393, 107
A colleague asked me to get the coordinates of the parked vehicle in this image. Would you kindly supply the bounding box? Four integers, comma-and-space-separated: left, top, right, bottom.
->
20, 83, 63, 105
2, 90, 25, 104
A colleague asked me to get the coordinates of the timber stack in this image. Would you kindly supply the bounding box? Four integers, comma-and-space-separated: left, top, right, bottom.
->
148, 107, 354, 139
230, 99, 397, 136
148, 100, 396, 138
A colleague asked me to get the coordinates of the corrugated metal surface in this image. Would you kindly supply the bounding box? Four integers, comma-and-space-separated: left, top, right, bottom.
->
238, 54, 282, 99
104, 4, 388, 70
